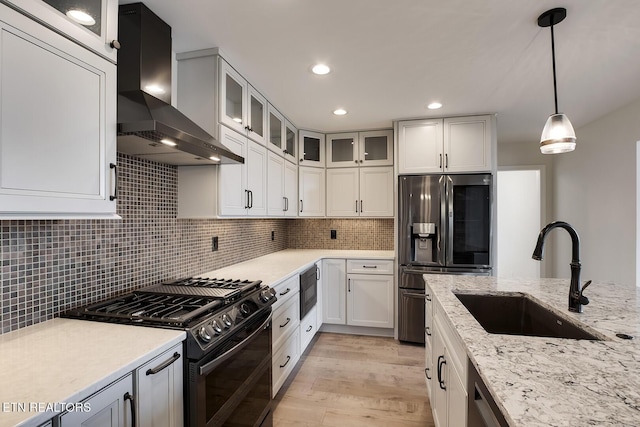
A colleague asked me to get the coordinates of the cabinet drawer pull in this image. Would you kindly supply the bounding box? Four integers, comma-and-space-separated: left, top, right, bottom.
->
306, 325, 313, 332
362, 265, 377, 269
437, 355, 447, 390
146, 352, 180, 376
280, 355, 291, 368
279, 287, 291, 296
279, 317, 291, 328
300, 199, 303, 213
424, 326, 431, 336
109, 163, 118, 201
425, 367, 431, 380
425, 294, 432, 302
124, 392, 137, 427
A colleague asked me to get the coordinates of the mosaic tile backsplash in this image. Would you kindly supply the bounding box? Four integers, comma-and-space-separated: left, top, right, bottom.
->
0, 154, 394, 334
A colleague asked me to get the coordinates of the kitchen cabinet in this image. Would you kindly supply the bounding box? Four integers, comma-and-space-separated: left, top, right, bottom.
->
59, 374, 134, 427
298, 166, 325, 217
271, 274, 301, 397
315, 261, 323, 330
135, 344, 184, 427
432, 297, 467, 427
6, 0, 119, 62
268, 104, 285, 155
346, 260, 394, 328
284, 119, 297, 163
425, 283, 434, 399
298, 130, 325, 167
219, 127, 267, 216
397, 115, 494, 174
218, 59, 268, 145
322, 259, 347, 325
326, 167, 393, 217
267, 151, 298, 217
326, 130, 392, 168
299, 305, 317, 354
323, 259, 394, 329
0, 2, 117, 219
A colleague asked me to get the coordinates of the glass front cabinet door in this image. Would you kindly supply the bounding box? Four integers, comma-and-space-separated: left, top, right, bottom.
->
268, 105, 284, 153
359, 130, 393, 166
298, 130, 325, 167
327, 132, 358, 167
284, 119, 297, 163
7, 0, 119, 61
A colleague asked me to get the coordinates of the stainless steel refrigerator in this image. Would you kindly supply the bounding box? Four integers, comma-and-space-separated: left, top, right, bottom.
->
398, 174, 493, 343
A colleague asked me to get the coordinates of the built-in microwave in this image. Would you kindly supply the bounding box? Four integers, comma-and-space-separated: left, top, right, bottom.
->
299, 265, 317, 319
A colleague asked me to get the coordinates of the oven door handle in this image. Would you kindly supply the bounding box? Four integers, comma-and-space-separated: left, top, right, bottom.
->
199, 312, 272, 377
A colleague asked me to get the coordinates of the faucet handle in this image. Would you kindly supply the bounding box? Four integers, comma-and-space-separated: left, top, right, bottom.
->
579, 280, 592, 305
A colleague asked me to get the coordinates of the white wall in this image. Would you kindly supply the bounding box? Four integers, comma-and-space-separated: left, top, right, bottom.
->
552, 98, 640, 286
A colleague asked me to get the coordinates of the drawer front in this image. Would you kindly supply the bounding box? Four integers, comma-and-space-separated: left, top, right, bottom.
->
434, 302, 467, 386
347, 259, 394, 274
272, 274, 299, 312
272, 328, 300, 397
299, 305, 317, 354
273, 294, 300, 350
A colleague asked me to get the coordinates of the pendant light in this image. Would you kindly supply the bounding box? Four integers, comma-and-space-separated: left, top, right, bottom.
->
538, 7, 576, 154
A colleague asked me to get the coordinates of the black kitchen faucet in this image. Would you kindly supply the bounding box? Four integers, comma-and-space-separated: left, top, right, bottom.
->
532, 221, 592, 313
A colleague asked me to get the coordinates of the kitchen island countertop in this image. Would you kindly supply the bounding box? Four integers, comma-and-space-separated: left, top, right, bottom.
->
427, 274, 640, 426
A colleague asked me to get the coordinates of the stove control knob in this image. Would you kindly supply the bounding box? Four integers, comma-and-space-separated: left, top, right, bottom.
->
198, 326, 212, 343
240, 302, 252, 317
259, 288, 276, 303
221, 314, 232, 328
211, 320, 223, 334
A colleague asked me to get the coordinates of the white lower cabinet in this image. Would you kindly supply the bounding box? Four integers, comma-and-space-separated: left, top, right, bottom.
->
272, 328, 300, 397
299, 305, 317, 354
135, 344, 184, 427
271, 274, 301, 397
322, 259, 394, 330
59, 374, 134, 427
425, 283, 434, 400
273, 293, 300, 350
432, 300, 467, 427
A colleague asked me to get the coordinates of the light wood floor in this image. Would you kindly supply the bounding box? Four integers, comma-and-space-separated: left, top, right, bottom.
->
273, 332, 435, 427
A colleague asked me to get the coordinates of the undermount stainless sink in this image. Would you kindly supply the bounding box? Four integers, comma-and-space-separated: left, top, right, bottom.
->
454, 292, 602, 340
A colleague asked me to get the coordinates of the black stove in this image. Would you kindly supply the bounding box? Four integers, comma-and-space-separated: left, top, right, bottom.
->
63, 277, 276, 359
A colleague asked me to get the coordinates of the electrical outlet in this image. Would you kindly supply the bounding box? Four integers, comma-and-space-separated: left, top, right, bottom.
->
212, 236, 218, 251
330, 230, 337, 239
271, 231, 275, 241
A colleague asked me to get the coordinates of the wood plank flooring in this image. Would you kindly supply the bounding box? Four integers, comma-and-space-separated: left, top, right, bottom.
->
273, 332, 435, 427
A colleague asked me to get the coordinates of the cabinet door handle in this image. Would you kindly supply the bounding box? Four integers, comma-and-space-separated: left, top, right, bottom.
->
280, 355, 291, 368
424, 326, 431, 336
283, 196, 287, 212
279, 287, 291, 296
146, 352, 180, 376
306, 325, 313, 332
425, 367, 431, 380
425, 294, 432, 302
360, 200, 363, 212
316, 266, 320, 280
248, 190, 253, 208
300, 199, 303, 213
445, 153, 448, 169
279, 317, 291, 328
437, 355, 447, 390
355, 200, 358, 213
109, 163, 118, 201
245, 190, 249, 209
439, 154, 443, 169
348, 278, 351, 292
109, 40, 121, 50
124, 392, 137, 427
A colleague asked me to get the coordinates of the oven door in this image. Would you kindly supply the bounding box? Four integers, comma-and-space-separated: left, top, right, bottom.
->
188, 309, 273, 427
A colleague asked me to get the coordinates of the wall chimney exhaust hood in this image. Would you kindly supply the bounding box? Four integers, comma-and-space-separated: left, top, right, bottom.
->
116, 3, 243, 165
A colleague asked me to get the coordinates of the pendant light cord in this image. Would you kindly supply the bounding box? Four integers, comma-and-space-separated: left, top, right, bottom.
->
550, 20, 559, 114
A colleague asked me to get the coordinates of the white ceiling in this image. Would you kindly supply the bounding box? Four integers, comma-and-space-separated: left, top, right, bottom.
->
126, 0, 640, 144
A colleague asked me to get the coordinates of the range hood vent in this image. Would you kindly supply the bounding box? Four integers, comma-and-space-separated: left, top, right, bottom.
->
116, 3, 243, 165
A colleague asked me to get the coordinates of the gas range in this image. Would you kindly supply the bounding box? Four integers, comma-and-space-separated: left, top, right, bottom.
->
63, 276, 276, 359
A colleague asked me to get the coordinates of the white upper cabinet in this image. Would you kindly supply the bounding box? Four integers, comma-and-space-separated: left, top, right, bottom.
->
298, 166, 325, 217
398, 115, 494, 174
327, 130, 393, 168
298, 130, 325, 167
6, 0, 119, 62
284, 120, 297, 164
267, 104, 284, 154
219, 60, 248, 135
326, 167, 393, 217
247, 85, 268, 146
0, 3, 117, 219
283, 160, 298, 217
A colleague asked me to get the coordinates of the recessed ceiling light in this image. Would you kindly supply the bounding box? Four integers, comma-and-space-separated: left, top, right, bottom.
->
311, 64, 331, 75
160, 139, 177, 147
427, 102, 443, 110
333, 109, 347, 116
209, 155, 220, 162
66, 9, 96, 26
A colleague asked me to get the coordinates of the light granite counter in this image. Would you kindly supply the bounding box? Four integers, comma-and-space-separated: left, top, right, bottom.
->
197, 249, 395, 286
0, 318, 185, 427
426, 275, 640, 426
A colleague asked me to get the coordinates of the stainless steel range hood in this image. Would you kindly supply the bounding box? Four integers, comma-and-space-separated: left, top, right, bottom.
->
117, 3, 243, 165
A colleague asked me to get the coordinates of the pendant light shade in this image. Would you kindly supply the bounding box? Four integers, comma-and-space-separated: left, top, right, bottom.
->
538, 7, 575, 154
540, 113, 576, 154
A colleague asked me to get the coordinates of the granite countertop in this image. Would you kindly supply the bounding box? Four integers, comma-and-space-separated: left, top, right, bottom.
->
0, 318, 185, 427
426, 275, 640, 426
198, 249, 395, 286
